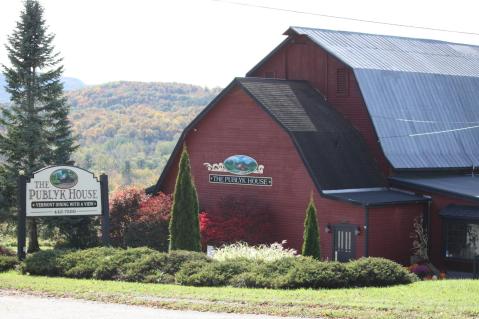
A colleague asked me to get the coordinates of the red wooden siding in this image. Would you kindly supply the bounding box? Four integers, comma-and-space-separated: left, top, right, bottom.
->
368, 204, 423, 265
160, 85, 368, 254
249, 35, 391, 176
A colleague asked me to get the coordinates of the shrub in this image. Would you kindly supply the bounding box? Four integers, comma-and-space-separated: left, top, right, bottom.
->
109, 186, 146, 247
230, 257, 296, 288
0, 255, 18, 272
161, 250, 211, 275
20, 249, 68, 276
284, 257, 350, 289
301, 197, 320, 259
59, 247, 118, 278
200, 195, 273, 246
117, 253, 172, 283
169, 147, 201, 252
212, 241, 297, 262
347, 257, 418, 287
176, 259, 250, 286
109, 187, 172, 251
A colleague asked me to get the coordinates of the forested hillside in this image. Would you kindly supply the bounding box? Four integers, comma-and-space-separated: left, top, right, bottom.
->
67, 81, 221, 190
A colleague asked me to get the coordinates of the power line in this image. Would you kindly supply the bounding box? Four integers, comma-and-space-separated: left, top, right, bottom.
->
211, 0, 479, 36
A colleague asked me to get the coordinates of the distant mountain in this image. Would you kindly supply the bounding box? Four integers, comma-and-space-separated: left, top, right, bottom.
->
0, 74, 85, 103
67, 81, 222, 190
62, 77, 86, 91
67, 81, 218, 111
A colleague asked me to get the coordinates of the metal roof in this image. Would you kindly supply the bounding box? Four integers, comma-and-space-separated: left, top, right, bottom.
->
390, 174, 479, 202
289, 27, 479, 76
439, 204, 479, 221
323, 188, 429, 207
288, 27, 479, 170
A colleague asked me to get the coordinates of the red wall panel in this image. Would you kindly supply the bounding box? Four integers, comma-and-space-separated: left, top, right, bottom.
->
368, 204, 423, 265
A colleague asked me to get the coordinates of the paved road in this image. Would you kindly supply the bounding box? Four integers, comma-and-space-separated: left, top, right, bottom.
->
0, 294, 309, 319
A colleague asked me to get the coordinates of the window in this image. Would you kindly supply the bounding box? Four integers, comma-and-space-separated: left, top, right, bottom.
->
444, 221, 479, 260
336, 68, 349, 97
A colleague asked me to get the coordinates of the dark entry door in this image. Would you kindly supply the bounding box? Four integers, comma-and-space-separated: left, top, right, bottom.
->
333, 224, 356, 262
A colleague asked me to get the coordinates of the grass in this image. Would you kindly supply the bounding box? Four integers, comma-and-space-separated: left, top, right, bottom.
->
0, 271, 478, 318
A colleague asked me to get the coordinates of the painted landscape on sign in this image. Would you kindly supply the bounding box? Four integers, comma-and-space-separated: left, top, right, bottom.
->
50, 169, 79, 189
223, 155, 258, 175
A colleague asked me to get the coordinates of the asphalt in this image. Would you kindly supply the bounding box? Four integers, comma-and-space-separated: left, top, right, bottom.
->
0, 294, 311, 319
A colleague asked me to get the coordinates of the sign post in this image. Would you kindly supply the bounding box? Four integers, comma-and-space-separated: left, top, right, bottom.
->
100, 173, 110, 246
17, 166, 108, 260
17, 174, 27, 260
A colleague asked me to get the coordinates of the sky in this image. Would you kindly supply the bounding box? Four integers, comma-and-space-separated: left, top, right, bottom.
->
1, 0, 479, 88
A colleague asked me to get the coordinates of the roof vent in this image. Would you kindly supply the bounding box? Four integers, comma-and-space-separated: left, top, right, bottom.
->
336, 68, 349, 97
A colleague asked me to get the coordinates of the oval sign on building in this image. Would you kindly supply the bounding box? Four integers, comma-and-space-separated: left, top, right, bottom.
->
26, 166, 102, 217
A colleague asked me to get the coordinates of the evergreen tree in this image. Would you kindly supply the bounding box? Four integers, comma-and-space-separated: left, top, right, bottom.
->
169, 146, 201, 252
301, 195, 321, 259
0, 0, 77, 252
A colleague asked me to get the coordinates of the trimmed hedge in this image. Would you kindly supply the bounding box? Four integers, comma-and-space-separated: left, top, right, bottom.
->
21, 247, 209, 284
20, 247, 417, 289
177, 256, 417, 289
0, 256, 18, 272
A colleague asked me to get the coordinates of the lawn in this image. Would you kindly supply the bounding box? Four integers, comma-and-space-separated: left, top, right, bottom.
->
0, 271, 478, 318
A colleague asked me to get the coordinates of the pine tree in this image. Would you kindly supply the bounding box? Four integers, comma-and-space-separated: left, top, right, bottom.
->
0, 0, 77, 252
169, 146, 201, 252
302, 195, 321, 259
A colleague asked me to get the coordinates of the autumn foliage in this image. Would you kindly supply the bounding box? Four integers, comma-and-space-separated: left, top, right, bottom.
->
199, 196, 273, 247
109, 186, 172, 251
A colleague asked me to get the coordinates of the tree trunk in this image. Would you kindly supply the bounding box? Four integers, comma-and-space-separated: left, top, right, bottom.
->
27, 218, 40, 253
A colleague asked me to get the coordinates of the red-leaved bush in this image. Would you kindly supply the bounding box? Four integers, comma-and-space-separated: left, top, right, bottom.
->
199, 195, 273, 247
109, 186, 172, 251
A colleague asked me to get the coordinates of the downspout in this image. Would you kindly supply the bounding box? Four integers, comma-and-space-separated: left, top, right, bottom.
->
364, 206, 369, 257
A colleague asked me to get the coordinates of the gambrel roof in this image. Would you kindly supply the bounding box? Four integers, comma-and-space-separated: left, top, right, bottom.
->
252, 27, 479, 170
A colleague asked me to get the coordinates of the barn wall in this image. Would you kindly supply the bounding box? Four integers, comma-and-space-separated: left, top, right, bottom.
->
249, 35, 390, 175
159, 85, 368, 256
368, 204, 423, 265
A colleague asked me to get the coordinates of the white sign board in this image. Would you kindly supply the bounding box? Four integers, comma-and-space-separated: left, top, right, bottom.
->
26, 166, 102, 217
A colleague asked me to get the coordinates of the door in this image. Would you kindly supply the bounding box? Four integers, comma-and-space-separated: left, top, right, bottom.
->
333, 224, 356, 262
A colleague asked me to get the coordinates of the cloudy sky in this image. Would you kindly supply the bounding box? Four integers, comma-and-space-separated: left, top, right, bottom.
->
1, 0, 479, 87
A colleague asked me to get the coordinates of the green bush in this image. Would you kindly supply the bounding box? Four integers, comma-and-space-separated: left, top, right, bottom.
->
21, 247, 210, 284
230, 257, 296, 288
0, 255, 18, 272
347, 257, 418, 287
162, 250, 210, 275
284, 257, 350, 289
20, 250, 68, 276
59, 247, 118, 278
176, 259, 249, 286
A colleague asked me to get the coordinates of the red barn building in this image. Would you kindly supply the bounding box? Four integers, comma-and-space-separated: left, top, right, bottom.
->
152, 27, 479, 272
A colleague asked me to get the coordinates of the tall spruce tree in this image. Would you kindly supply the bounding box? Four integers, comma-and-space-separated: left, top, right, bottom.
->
301, 195, 321, 259
0, 0, 77, 252
169, 146, 201, 252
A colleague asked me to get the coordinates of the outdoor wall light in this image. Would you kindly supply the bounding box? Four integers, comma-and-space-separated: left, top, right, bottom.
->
354, 226, 361, 236
325, 224, 331, 233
